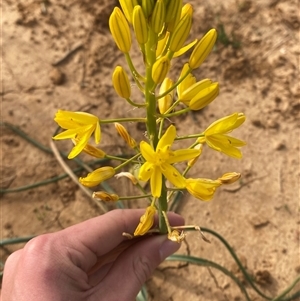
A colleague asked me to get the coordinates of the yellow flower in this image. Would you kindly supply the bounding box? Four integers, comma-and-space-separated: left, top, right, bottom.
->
79, 166, 115, 187
139, 125, 201, 197
53, 110, 101, 159
134, 206, 156, 236
198, 112, 246, 159
185, 178, 222, 201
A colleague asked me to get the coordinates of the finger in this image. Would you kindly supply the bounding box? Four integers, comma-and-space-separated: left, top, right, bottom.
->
95, 234, 181, 300
88, 213, 184, 287
58, 209, 184, 272
1, 250, 23, 300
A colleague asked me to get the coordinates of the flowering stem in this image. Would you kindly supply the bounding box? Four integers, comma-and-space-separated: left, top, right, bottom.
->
119, 194, 152, 200
100, 117, 146, 124
175, 133, 205, 140
125, 53, 145, 82
156, 68, 192, 99
125, 98, 146, 108
158, 179, 168, 234
105, 154, 139, 163
145, 29, 158, 148
145, 29, 168, 234
161, 107, 190, 118
114, 153, 141, 171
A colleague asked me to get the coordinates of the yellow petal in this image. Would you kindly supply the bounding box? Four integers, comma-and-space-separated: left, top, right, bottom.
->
55, 110, 98, 125
139, 161, 154, 182
161, 163, 185, 188
156, 125, 176, 150
167, 149, 201, 164
174, 39, 198, 58
133, 206, 156, 236
94, 121, 101, 144
140, 141, 155, 162
206, 135, 243, 159
151, 166, 162, 197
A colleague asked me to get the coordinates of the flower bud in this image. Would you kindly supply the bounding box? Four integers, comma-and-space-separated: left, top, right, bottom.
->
114, 122, 137, 148
133, 6, 148, 45
156, 31, 169, 58
158, 78, 174, 114
109, 7, 131, 53
166, 0, 181, 32
189, 82, 219, 111
218, 172, 241, 184
152, 56, 170, 85
141, 0, 155, 17
112, 66, 131, 98
79, 166, 115, 187
177, 63, 195, 101
134, 206, 156, 236
93, 191, 119, 202
165, 0, 182, 23
180, 79, 212, 101
150, 0, 165, 34
189, 28, 217, 69
119, 0, 138, 24
169, 7, 192, 52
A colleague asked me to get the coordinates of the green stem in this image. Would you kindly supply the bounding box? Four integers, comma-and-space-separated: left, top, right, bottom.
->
158, 180, 168, 234
175, 133, 204, 140
160, 107, 190, 117
144, 28, 168, 234
100, 117, 146, 124
125, 98, 146, 108
145, 29, 158, 148
119, 194, 152, 200
156, 67, 192, 99
125, 53, 145, 82
114, 153, 141, 171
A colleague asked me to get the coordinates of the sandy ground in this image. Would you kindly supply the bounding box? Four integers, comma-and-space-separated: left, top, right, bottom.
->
1, 0, 299, 300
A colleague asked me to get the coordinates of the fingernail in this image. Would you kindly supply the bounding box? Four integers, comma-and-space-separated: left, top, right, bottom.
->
159, 237, 181, 261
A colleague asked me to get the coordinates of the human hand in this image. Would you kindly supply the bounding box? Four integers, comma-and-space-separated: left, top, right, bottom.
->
1, 209, 184, 301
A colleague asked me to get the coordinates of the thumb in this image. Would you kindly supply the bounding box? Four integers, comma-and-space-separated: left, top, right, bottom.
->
98, 235, 181, 300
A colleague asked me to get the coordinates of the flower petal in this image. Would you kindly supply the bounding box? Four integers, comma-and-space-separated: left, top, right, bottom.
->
151, 166, 162, 197
206, 135, 243, 159
157, 125, 176, 150
94, 121, 101, 144
140, 141, 156, 162
161, 163, 185, 188
168, 149, 201, 164
139, 162, 154, 182
55, 110, 98, 125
